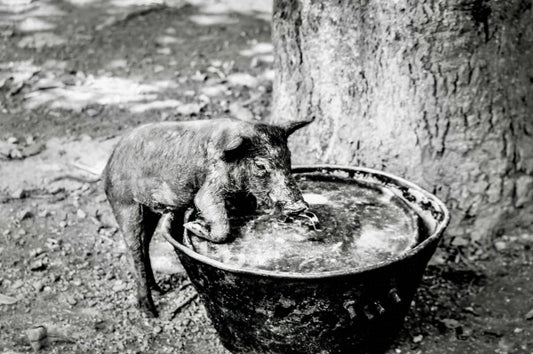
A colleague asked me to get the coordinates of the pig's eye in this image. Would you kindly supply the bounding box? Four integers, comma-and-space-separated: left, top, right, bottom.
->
254, 161, 269, 176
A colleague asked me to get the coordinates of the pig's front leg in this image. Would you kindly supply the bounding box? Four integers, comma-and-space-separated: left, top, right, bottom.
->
194, 184, 230, 243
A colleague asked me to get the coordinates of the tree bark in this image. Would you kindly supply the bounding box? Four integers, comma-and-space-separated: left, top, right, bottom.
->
271, 0, 533, 242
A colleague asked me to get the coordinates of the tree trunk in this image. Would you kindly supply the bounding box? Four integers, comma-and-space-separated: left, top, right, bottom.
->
271, 0, 533, 243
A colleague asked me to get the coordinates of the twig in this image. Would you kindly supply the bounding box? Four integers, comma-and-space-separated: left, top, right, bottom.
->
169, 293, 198, 320
178, 280, 192, 292
70, 161, 102, 176
98, 233, 114, 244
96, 5, 166, 31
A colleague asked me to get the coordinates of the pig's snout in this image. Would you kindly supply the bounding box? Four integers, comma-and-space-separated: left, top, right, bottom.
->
282, 199, 309, 215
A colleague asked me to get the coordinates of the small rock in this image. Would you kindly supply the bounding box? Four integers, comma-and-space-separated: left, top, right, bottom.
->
72, 279, 82, 287
155, 35, 180, 46
10, 188, 27, 199
18, 208, 33, 221
57, 210, 68, 221
412, 334, 423, 343
0, 293, 19, 305
250, 54, 274, 68
86, 108, 99, 117
26, 326, 47, 343
0, 141, 13, 157
484, 328, 504, 337
191, 71, 207, 82
59, 221, 67, 228
20, 142, 45, 157
201, 84, 229, 97
176, 102, 206, 116
463, 306, 479, 316
17, 229, 27, 236
76, 209, 87, 219
12, 279, 24, 289
440, 318, 461, 329
94, 320, 106, 330
45, 238, 62, 251
226, 72, 259, 88
18, 32, 67, 49
66, 295, 77, 306
513, 327, 524, 334
10, 148, 23, 159
30, 259, 47, 271
494, 241, 507, 251
526, 308, 533, 320
229, 102, 254, 121
112, 280, 127, 292
457, 326, 472, 340
154, 325, 162, 334
153, 65, 165, 73
33, 280, 45, 292
29, 248, 45, 258
520, 233, 533, 242
38, 209, 51, 218
156, 47, 172, 55
451, 236, 469, 247
7, 137, 18, 144
95, 195, 107, 203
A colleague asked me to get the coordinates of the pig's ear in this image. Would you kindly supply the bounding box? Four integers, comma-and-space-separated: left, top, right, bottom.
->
217, 131, 248, 161
222, 135, 244, 152
281, 116, 315, 136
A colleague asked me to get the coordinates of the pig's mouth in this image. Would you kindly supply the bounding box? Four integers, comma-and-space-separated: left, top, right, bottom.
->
281, 199, 309, 215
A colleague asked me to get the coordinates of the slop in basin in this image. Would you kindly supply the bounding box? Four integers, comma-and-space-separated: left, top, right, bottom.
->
171, 165, 450, 354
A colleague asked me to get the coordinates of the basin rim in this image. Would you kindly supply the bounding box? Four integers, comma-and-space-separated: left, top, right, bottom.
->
174, 164, 451, 280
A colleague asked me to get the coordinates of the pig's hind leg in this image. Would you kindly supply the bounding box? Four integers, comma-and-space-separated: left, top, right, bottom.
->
112, 202, 159, 317
141, 206, 163, 294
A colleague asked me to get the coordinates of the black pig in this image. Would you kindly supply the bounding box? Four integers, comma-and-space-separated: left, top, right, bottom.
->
103, 118, 313, 316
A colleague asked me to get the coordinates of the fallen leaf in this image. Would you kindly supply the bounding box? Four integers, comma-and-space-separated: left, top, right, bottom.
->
226, 72, 259, 88
494, 241, 507, 251
176, 102, 206, 116
17, 33, 67, 49
451, 236, 469, 247
0, 293, 18, 305
440, 318, 460, 329
30, 258, 48, 271
229, 102, 254, 121
191, 71, 207, 82
412, 334, 423, 343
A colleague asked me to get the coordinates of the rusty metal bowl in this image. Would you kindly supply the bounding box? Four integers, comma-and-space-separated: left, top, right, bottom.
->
172, 165, 450, 354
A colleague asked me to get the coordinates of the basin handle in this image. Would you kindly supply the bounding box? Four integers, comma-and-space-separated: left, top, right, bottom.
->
343, 300, 357, 320
389, 288, 402, 304
363, 305, 375, 320
374, 302, 385, 315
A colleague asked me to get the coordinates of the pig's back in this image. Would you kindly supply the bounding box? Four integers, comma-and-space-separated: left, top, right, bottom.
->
103, 119, 233, 207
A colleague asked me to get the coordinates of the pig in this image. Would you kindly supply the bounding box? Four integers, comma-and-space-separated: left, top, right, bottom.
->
102, 117, 313, 317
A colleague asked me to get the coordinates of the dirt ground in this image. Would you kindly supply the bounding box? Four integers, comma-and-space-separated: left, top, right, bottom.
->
0, 1, 532, 353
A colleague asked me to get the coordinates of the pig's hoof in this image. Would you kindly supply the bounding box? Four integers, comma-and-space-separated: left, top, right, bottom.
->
207, 231, 230, 243
184, 220, 210, 238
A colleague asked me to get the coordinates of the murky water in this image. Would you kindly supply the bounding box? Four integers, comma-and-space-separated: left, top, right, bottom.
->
187, 177, 421, 273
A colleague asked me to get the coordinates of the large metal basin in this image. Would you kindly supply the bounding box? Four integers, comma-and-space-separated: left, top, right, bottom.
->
172, 165, 450, 354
